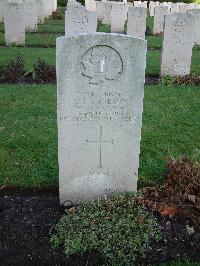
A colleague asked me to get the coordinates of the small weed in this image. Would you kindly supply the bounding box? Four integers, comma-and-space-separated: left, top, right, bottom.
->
52, 11, 63, 20
0, 55, 25, 83
161, 75, 176, 86
33, 58, 56, 83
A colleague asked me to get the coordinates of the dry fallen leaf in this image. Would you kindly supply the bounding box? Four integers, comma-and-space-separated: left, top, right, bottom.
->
158, 206, 179, 218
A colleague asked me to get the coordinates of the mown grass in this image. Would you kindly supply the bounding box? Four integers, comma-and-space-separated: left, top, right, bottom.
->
1, 84, 200, 187
0, 47, 55, 67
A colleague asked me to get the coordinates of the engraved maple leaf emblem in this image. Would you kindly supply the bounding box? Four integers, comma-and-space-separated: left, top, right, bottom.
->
81, 45, 123, 85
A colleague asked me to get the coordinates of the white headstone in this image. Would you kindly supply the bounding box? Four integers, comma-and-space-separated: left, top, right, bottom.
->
67, 0, 81, 6
65, 5, 97, 36
85, 0, 96, 12
4, 1, 25, 46
127, 7, 147, 39
188, 3, 200, 10
44, 0, 54, 17
149, 1, 160, 17
96, 1, 111, 24
188, 9, 200, 45
57, 33, 147, 204
140, 1, 147, 8
161, 2, 172, 13
134, 1, 141, 7
0, 0, 6, 23
170, 3, 179, 14
53, 0, 57, 11
179, 3, 188, 14
36, 0, 45, 24
23, 0, 38, 32
161, 14, 195, 76
111, 3, 127, 33
153, 5, 168, 34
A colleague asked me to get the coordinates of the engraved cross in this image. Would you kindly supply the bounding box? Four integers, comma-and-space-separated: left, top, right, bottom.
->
86, 126, 114, 168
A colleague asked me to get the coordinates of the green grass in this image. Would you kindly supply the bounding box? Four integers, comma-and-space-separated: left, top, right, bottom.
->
140, 84, 200, 184
0, 84, 57, 187
146, 35, 162, 49
0, 32, 63, 47
1, 84, 200, 187
0, 47, 55, 68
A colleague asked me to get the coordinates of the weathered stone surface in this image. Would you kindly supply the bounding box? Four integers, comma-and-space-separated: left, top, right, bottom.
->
36, 0, 45, 24
111, 3, 127, 33
57, 33, 147, 204
149, 1, 160, 17
85, 0, 96, 12
44, 0, 54, 17
23, 0, 38, 32
179, 3, 188, 14
188, 3, 200, 10
4, 1, 25, 46
53, 0, 57, 11
188, 9, 200, 45
134, 1, 141, 7
0, 0, 6, 23
153, 5, 168, 34
96, 1, 111, 24
65, 5, 97, 35
171, 3, 179, 14
127, 7, 147, 39
161, 14, 195, 76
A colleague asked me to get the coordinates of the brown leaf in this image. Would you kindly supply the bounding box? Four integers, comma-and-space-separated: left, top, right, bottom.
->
158, 206, 179, 218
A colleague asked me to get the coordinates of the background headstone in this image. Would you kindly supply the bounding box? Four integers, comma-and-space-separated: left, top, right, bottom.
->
4, 1, 25, 46
53, 0, 57, 11
0, 0, 6, 23
96, 1, 111, 24
127, 7, 147, 39
85, 0, 96, 12
23, 0, 38, 32
188, 9, 200, 45
57, 33, 147, 204
111, 3, 127, 33
153, 5, 168, 34
36, 0, 45, 24
161, 14, 195, 76
179, 3, 188, 14
149, 1, 159, 17
65, 5, 97, 35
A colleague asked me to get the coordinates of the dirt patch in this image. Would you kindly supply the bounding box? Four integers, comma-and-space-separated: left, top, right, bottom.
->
0, 190, 199, 265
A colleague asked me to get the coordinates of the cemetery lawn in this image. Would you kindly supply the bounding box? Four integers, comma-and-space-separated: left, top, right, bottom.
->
1, 83, 200, 188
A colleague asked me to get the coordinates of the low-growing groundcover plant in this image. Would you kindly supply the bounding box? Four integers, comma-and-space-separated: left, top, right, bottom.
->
50, 193, 163, 265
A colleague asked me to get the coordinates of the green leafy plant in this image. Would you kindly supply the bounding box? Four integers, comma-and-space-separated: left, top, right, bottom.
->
50, 193, 163, 265
161, 75, 176, 86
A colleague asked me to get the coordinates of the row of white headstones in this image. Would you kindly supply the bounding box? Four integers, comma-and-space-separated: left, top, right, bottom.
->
66, 0, 200, 77
58, 2, 200, 205
0, 0, 57, 45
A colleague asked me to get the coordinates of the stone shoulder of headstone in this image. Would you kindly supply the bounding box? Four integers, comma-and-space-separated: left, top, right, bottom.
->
57, 33, 147, 204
